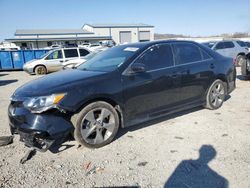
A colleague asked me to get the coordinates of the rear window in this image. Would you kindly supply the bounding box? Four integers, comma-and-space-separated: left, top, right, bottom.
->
173, 43, 202, 65
64, 49, 78, 58
79, 49, 90, 57
236, 41, 246, 47
246, 42, 250, 47
224, 42, 235, 49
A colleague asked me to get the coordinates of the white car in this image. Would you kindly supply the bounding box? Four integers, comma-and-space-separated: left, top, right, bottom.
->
23, 47, 91, 75
245, 41, 250, 51
0, 42, 20, 50
62, 48, 108, 69
79, 43, 104, 51
43, 45, 62, 50
203, 40, 249, 66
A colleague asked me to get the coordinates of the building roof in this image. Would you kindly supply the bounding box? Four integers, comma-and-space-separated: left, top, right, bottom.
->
15, 29, 93, 36
83, 23, 154, 28
5, 36, 112, 42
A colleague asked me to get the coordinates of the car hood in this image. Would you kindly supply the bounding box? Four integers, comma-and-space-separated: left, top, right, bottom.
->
13, 69, 106, 97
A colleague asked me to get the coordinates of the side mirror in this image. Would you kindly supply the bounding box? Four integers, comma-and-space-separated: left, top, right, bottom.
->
129, 63, 146, 74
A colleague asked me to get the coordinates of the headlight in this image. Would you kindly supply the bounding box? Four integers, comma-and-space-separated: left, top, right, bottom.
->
23, 93, 66, 113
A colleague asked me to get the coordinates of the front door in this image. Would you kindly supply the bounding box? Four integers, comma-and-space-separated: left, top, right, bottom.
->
122, 44, 181, 126
44, 49, 64, 72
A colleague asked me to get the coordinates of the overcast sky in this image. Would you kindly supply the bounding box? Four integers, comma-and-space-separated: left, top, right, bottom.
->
0, 0, 250, 41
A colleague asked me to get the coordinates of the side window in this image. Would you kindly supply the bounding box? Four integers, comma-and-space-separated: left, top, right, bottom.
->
46, 50, 62, 60
215, 42, 225, 50
200, 49, 212, 60
224, 42, 235, 49
79, 49, 90, 57
64, 49, 78, 58
138, 44, 174, 70
236, 41, 246, 47
173, 43, 202, 65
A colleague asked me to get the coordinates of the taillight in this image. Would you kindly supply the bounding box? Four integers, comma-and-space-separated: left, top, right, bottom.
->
233, 58, 236, 65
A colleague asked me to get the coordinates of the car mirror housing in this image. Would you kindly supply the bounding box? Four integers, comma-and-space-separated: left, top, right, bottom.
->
129, 63, 146, 74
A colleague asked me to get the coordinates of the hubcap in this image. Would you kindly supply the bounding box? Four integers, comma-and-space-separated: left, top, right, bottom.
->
80, 108, 116, 145
210, 83, 225, 107
37, 67, 45, 74
238, 57, 245, 66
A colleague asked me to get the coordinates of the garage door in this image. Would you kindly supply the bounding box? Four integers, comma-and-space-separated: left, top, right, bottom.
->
139, 31, 150, 42
120, 31, 132, 44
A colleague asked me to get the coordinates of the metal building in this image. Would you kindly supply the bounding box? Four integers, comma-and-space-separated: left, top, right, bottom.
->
5, 23, 154, 49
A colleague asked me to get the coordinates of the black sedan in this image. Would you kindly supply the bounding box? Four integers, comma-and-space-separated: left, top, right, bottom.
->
8, 40, 236, 151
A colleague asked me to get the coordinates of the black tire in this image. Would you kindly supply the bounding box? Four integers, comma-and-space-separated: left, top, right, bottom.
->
205, 79, 226, 110
236, 55, 246, 67
34, 65, 47, 75
73, 101, 120, 148
241, 58, 247, 76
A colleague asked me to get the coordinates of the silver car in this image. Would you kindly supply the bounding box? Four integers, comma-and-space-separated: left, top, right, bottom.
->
203, 40, 248, 66
23, 47, 91, 75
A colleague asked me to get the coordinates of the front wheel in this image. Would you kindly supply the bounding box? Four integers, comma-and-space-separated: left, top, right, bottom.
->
34, 65, 47, 75
73, 101, 120, 148
205, 80, 226, 110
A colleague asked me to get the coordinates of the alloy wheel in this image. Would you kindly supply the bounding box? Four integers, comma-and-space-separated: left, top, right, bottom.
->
209, 82, 225, 108
80, 108, 116, 145
36, 66, 46, 75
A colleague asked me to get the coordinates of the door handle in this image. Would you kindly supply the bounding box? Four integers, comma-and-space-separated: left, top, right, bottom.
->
171, 74, 178, 78
60, 60, 64, 63
210, 63, 215, 69
181, 70, 189, 74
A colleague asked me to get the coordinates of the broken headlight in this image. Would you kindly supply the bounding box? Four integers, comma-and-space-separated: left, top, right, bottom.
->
23, 93, 66, 113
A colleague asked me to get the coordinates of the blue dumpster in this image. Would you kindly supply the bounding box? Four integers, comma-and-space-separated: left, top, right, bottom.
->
0, 51, 13, 69
12, 51, 25, 69
35, 50, 48, 59
23, 50, 35, 63
0, 50, 49, 70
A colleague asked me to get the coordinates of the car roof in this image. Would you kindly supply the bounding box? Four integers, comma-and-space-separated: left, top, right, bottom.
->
120, 40, 202, 49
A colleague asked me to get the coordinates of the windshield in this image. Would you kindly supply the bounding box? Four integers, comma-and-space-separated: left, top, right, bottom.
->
77, 45, 140, 72
38, 51, 50, 59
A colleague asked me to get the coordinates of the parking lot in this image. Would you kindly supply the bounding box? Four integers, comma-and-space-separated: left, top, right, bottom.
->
0, 69, 250, 187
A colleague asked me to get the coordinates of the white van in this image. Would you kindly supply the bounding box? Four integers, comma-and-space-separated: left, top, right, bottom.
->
23, 47, 91, 75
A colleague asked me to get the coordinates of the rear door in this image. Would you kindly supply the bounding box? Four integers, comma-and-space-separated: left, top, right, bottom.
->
172, 42, 215, 104
63, 48, 80, 63
122, 43, 181, 126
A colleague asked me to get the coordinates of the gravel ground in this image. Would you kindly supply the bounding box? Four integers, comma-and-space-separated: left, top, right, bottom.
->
0, 69, 250, 188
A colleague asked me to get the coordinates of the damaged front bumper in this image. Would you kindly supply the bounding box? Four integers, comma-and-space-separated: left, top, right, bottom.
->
8, 100, 74, 152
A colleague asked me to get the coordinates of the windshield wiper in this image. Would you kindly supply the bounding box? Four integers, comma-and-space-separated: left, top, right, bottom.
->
80, 68, 88, 71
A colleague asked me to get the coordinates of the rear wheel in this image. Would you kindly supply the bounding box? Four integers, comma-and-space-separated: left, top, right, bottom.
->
205, 80, 226, 110
236, 55, 246, 67
241, 58, 250, 80
73, 101, 120, 148
34, 65, 47, 75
